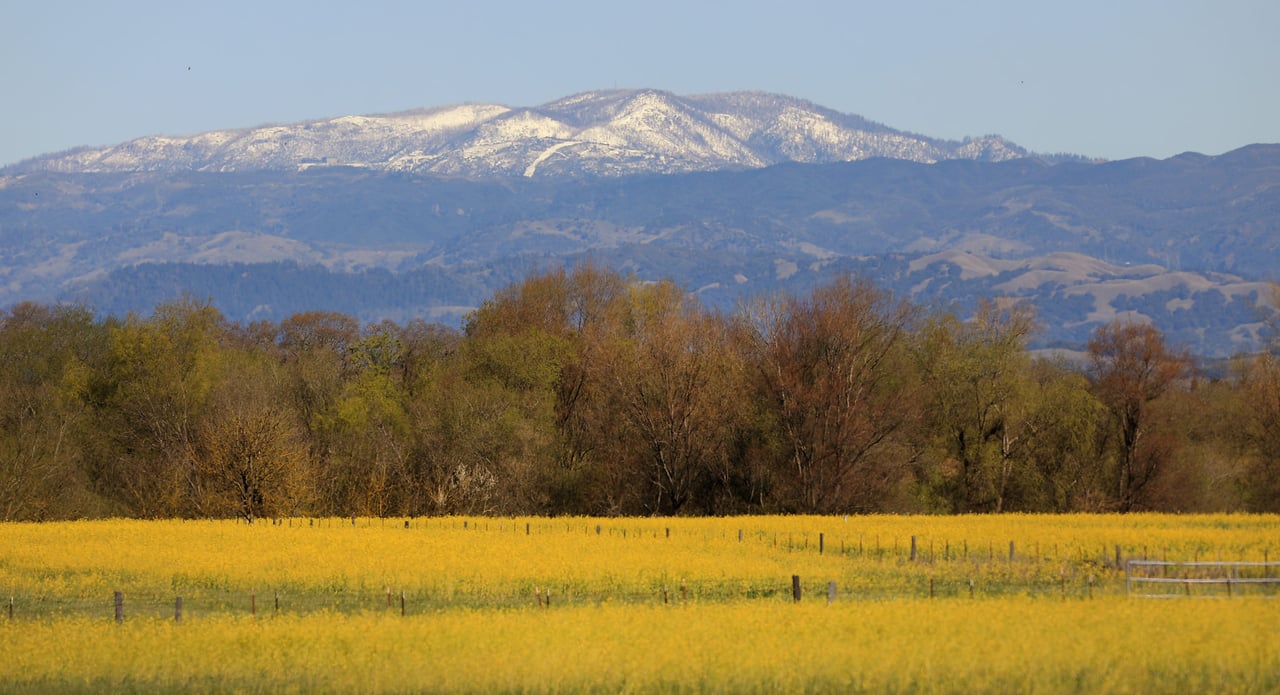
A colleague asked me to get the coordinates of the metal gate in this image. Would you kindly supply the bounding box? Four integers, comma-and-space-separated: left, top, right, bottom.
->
1126, 560, 1280, 598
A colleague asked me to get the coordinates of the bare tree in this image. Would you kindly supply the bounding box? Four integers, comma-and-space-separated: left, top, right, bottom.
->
196, 405, 311, 522
1087, 320, 1193, 511
748, 277, 918, 513
595, 282, 743, 514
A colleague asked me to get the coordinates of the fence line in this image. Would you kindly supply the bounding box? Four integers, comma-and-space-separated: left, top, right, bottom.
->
1126, 560, 1280, 598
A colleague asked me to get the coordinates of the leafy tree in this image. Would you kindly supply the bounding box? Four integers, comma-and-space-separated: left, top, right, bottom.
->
4, 266, 1271, 519
438, 326, 568, 514
275, 311, 360, 509
0, 303, 108, 520
407, 358, 555, 515
1017, 358, 1106, 511
313, 324, 415, 516
85, 297, 228, 516
914, 300, 1038, 512
462, 262, 628, 514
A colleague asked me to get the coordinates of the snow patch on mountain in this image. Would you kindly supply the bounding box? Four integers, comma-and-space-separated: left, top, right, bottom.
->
10, 90, 1030, 179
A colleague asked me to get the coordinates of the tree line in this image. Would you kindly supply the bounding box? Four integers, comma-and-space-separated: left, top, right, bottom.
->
2, 263, 1278, 521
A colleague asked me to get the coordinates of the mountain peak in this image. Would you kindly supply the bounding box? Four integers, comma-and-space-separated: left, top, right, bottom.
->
7, 90, 1031, 179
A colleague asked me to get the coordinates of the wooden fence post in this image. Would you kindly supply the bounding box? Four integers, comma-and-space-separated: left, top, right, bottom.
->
175, 596, 183, 623
819, 533, 824, 555
792, 575, 801, 602
114, 591, 123, 623
827, 581, 836, 604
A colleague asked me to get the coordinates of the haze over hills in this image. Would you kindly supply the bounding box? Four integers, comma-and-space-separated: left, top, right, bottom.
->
1, 90, 1277, 357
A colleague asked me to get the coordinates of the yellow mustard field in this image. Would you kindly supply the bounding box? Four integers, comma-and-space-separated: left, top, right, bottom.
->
1, 514, 1278, 693
4, 599, 1280, 694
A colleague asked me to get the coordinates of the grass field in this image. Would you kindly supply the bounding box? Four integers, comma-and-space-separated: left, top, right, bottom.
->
2, 514, 1278, 692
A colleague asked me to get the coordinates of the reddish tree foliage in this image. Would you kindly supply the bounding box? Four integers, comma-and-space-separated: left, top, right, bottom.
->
1087, 320, 1193, 511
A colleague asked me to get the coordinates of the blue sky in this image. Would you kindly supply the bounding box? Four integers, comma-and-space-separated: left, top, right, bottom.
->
2, 0, 1277, 167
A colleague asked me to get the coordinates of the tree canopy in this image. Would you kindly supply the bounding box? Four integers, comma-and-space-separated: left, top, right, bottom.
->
1, 273, 1274, 520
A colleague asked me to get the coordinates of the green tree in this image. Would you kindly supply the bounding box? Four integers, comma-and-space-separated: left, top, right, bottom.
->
275, 311, 360, 514
1016, 358, 1106, 511
461, 262, 628, 514
915, 300, 1038, 512
430, 325, 568, 514
85, 297, 227, 517
313, 324, 416, 516
0, 303, 108, 520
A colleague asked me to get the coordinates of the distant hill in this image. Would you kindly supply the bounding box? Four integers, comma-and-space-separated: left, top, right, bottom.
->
1, 90, 1276, 357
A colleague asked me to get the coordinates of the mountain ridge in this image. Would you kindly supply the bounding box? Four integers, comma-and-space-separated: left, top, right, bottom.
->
2, 90, 1276, 357
6, 89, 1034, 179
3, 143, 1278, 356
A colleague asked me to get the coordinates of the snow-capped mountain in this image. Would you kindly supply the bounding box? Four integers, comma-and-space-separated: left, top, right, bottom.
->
10, 89, 1027, 178
8, 87, 1275, 356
